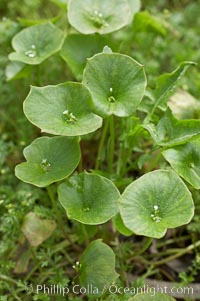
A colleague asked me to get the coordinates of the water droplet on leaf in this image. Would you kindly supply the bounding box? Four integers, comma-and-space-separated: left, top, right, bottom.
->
25, 46, 37, 58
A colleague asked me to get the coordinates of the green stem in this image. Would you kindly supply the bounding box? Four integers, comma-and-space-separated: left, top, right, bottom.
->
146, 248, 185, 257
47, 186, 81, 252
47, 185, 66, 236
37, 64, 42, 86
118, 148, 132, 177
0, 274, 20, 286
52, 239, 70, 253
117, 123, 143, 177
95, 118, 109, 170
51, 240, 74, 263
81, 224, 90, 246
78, 147, 83, 172
30, 247, 43, 274
156, 235, 190, 248
108, 115, 115, 173
134, 237, 153, 256
116, 143, 123, 176
146, 149, 162, 172
9, 289, 21, 301
24, 262, 41, 281
151, 240, 200, 267
116, 237, 127, 285
144, 95, 161, 123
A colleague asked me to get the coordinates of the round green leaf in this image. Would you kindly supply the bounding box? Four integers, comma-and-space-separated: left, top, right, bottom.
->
130, 293, 176, 301
15, 136, 80, 187
9, 23, 65, 65
23, 82, 102, 136
83, 53, 147, 117
119, 170, 194, 238
163, 139, 200, 189
58, 172, 120, 225
60, 34, 114, 80
68, 0, 132, 35
79, 240, 119, 295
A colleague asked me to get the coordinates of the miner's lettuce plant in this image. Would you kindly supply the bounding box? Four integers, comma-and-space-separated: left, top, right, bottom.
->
9, 0, 199, 298
119, 170, 194, 239
23, 82, 103, 136
9, 23, 65, 65
79, 240, 119, 294
15, 136, 81, 187
67, 0, 140, 34
58, 172, 120, 224
82, 52, 146, 117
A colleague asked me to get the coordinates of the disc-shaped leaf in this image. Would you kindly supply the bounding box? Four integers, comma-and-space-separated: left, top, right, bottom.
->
21, 212, 57, 247
83, 53, 147, 117
68, 0, 131, 35
15, 136, 80, 187
23, 82, 102, 136
119, 170, 194, 238
9, 23, 65, 65
144, 109, 200, 147
130, 293, 176, 301
60, 34, 113, 80
58, 172, 119, 225
79, 240, 119, 295
163, 139, 200, 189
